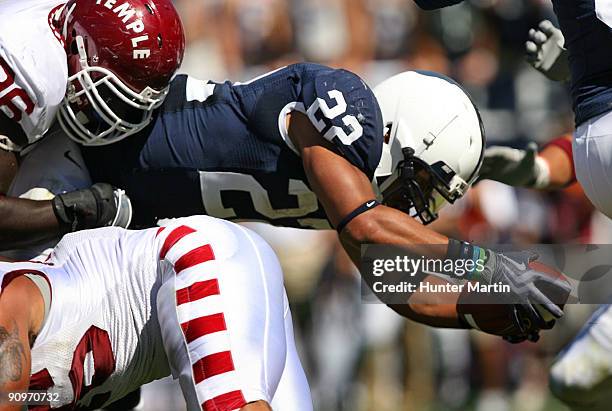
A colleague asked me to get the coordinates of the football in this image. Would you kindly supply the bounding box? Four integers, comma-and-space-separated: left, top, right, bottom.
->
457, 260, 571, 337
457, 287, 526, 336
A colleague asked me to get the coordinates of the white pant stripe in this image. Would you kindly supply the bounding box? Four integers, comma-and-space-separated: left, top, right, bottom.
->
175, 263, 220, 289
188, 330, 232, 364
176, 295, 225, 324
195, 367, 242, 403
164, 233, 211, 266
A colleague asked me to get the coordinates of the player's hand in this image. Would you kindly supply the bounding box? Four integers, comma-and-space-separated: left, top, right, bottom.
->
52, 183, 133, 232
481, 250, 570, 329
525, 20, 570, 82
477, 143, 550, 188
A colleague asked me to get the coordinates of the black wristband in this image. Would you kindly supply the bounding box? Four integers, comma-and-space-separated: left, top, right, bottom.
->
335, 200, 381, 233
446, 238, 488, 280
446, 238, 472, 260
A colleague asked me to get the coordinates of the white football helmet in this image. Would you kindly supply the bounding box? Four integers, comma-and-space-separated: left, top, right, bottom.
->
373, 70, 485, 224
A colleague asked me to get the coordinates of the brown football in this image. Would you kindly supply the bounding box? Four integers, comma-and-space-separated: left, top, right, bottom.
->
457, 261, 571, 336
457, 286, 524, 336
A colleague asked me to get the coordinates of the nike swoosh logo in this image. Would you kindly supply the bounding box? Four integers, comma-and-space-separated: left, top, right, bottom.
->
366, 201, 376, 208
64, 150, 84, 170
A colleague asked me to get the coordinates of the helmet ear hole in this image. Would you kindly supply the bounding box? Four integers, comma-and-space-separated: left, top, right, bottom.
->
70, 40, 78, 56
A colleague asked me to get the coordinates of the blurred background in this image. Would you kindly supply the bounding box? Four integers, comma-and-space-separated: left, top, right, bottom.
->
142, 0, 612, 410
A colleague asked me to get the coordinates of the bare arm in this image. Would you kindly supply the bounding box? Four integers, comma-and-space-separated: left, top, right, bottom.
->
0, 276, 44, 411
0, 195, 60, 250
539, 135, 574, 188
288, 112, 462, 327
0, 117, 62, 249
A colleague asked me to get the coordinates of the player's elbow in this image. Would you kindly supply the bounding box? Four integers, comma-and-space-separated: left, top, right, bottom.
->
413, 0, 463, 10
341, 212, 383, 246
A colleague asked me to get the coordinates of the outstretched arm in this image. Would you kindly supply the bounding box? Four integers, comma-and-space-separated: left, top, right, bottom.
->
0, 276, 44, 411
288, 112, 460, 327
289, 112, 571, 339
0, 147, 62, 249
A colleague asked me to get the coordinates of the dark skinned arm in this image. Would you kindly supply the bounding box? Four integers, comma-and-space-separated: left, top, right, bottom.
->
288, 112, 462, 328
0, 276, 44, 411
0, 115, 62, 250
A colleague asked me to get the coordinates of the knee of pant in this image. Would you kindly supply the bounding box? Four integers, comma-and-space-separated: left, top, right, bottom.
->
549, 361, 598, 407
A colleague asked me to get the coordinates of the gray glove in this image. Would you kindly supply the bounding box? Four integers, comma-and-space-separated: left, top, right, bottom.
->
477, 142, 550, 188
525, 20, 570, 82
481, 250, 570, 324
53, 183, 133, 232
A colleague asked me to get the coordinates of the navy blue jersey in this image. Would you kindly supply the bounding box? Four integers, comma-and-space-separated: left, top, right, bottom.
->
552, 1, 612, 125
82, 63, 384, 229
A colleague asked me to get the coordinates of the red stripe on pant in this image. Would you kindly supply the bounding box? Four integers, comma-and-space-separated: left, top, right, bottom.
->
176, 279, 220, 305
174, 244, 215, 274
181, 313, 227, 343
203, 390, 247, 411
192, 351, 236, 384
159, 225, 196, 259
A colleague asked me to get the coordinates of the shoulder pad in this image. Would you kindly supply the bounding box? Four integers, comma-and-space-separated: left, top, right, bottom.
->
301, 68, 384, 178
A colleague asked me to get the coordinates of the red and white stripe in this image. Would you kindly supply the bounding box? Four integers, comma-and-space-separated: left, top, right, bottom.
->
157, 226, 247, 411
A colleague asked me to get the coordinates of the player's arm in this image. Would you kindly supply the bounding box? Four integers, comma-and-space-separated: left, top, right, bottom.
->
0, 115, 61, 248
0, 114, 132, 249
289, 112, 570, 339
288, 111, 461, 327
0, 276, 45, 411
0, 145, 116, 249
478, 134, 574, 189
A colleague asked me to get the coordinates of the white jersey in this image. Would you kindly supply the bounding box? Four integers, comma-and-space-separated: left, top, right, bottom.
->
21, 227, 171, 409
0, 216, 312, 410
0, 0, 67, 152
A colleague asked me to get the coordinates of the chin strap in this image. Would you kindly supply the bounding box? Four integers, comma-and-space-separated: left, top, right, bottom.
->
335, 200, 381, 234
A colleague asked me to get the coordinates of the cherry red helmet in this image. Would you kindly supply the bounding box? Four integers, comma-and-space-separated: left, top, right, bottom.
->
58, 0, 185, 145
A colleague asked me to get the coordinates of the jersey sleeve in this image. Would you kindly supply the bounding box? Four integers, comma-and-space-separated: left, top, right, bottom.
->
299, 67, 384, 179
0, 1, 68, 152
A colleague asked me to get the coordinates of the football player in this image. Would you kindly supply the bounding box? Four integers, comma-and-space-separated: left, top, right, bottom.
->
0, 0, 184, 248
55, 63, 568, 342
475, 18, 612, 411
0, 215, 312, 411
